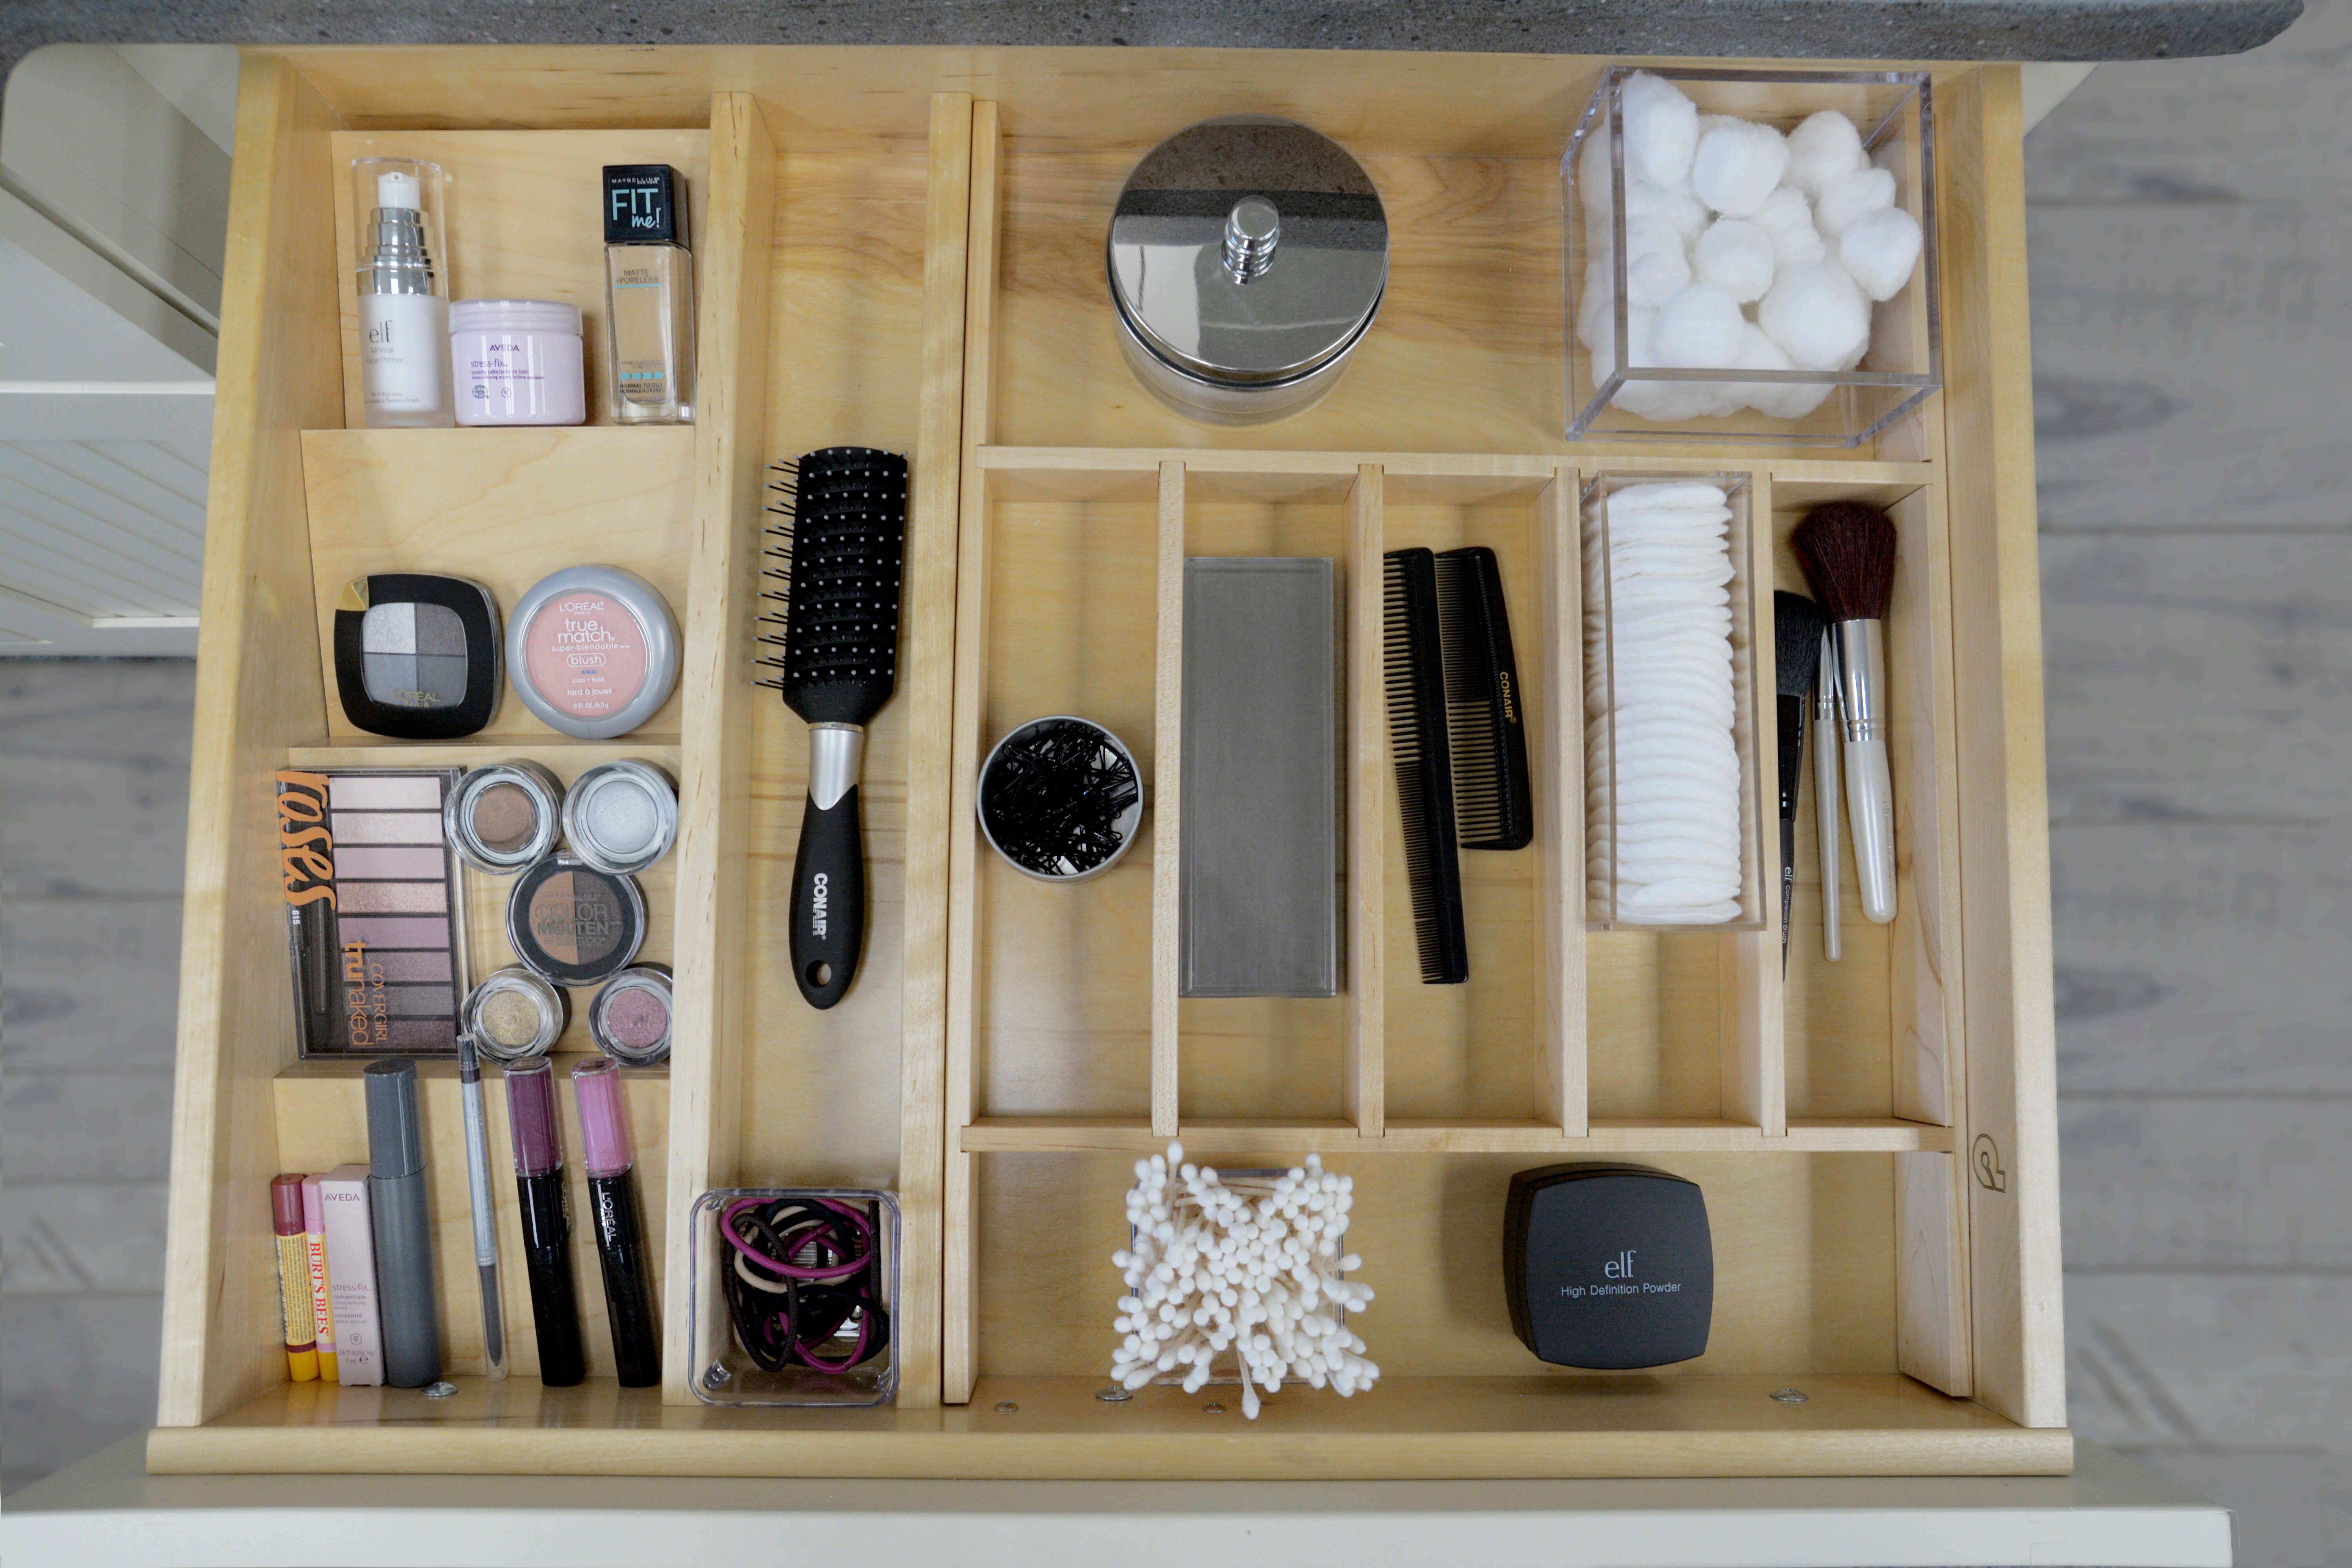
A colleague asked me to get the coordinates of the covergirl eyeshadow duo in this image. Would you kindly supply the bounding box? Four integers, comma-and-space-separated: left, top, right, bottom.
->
283, 757, 678, 1065
333, 565, 679, 742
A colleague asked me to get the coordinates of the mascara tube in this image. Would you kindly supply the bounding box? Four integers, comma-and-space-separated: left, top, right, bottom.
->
504, 1057, 586, 1387
573, 1059, 661, 1387
363, 1060, 443, 1388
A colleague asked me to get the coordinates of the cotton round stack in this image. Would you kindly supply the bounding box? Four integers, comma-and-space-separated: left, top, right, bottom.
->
1575, 72, 1925, 425
1584, 482, 1743, 924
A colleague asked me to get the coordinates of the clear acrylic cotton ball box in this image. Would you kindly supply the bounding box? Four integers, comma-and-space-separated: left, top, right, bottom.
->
1564, 67, 1941, 447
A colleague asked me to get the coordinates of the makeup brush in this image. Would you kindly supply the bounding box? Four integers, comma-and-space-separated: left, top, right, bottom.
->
1815, 627, 1843, 960
1792, 501, 1898, 926
1772, 592, 1824, 969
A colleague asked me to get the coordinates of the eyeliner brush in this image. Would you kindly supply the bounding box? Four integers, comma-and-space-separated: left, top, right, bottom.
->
457, 1034, 507, 1380
1773, 592, 1824, 972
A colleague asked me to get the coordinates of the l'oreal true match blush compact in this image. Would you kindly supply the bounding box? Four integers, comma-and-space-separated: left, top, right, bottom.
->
506, 565, 680, 739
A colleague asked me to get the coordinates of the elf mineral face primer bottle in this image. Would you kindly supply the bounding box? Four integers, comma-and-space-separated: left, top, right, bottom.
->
353, 157, 454, 428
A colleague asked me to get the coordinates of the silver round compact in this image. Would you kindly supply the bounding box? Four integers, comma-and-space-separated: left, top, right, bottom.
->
561, 759, 679, 875
1106, 116, 1388, 425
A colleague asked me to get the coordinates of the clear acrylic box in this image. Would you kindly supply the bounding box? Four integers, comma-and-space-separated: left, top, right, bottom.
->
1582, 471, 1767, 931
1564, 67, 1939, 446
689, 1187, 899, 1407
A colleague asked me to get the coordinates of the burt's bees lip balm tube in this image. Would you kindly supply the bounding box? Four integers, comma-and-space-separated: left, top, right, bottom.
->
270, 1174, 319, 1382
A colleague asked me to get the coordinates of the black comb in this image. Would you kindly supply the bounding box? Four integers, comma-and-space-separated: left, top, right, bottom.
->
758, 447, 908, 1009
1433, 546, 1534, 851
1384, 548, 1468, 985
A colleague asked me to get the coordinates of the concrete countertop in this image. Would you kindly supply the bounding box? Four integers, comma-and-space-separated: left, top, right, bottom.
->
0, 0, 2306, 85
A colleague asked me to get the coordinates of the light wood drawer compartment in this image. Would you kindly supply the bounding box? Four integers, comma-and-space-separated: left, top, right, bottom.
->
150, 46, 2063, 1479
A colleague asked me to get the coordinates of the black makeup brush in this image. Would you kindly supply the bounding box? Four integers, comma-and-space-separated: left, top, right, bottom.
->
1773, 592, 1824, 969
1792, 502, 1898, 927
757, 448, 909, 1009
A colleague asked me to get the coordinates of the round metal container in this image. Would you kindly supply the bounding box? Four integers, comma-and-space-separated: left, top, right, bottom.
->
1106, 116, 1388, 425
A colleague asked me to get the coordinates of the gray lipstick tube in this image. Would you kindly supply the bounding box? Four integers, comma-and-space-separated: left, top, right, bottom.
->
365, 1058, 443, 1387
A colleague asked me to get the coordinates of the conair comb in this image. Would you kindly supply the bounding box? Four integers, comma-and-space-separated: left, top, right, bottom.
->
757, 448, 909, 1009
1433, 546, 1533, 851
1383, 547, 1468, 984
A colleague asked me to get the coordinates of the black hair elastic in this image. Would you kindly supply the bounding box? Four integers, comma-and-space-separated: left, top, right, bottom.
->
720, 1196, 890, 1373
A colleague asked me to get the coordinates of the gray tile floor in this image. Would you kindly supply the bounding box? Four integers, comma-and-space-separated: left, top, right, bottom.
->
4, 20, 2349, 1559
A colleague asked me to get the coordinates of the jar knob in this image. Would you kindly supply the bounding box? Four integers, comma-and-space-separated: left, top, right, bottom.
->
1222, 196, 1280, 283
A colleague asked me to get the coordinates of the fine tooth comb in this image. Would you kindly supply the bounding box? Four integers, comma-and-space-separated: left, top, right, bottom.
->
1383, 547, 1468, 985
1432, 546, 1533, 852
757, 447, 909, 1009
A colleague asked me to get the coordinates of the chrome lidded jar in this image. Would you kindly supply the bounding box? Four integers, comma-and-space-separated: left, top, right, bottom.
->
1106, 116, 1388, 425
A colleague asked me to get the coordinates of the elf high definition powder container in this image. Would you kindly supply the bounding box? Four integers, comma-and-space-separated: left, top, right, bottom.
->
587, 964, 673, 1066
445, 761, 565, 874
507, 855, 647, 987
561, 760, 678, 875
1107, 116, 1388, 425
506, 565, 681, 739
332, 574, 501, 739
449, 299, 587, 427
463, 966, 569, 1062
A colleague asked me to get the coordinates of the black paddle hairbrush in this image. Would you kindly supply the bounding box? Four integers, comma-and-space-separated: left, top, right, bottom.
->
1772, 592, 1824, 970
757, 448, 909, 1009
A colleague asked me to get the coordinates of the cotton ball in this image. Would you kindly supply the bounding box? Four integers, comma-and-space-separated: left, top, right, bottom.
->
1751, 186, 1827, 267
1575, 260, 1613, 352
1622, 218, 1691, 309
1615, 375, 1715, 423
1619, 71, 1699, 188
1624, 179, 1710, 244
1836, 203, 1923, 302
1651, 284, 1744, 368
1690, 120, 1789, 218
1759, 260, 1870, 371
1735, 321, 1833, 419
1783, 110, 1867, 197
1691, 218, 1775, 303
1576, 126, 1615, 215
1814, 165, 1896, 239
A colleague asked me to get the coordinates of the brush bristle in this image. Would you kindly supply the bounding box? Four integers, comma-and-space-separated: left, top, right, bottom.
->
1791, 501, 1897, 624
1773, 592, 1824, 699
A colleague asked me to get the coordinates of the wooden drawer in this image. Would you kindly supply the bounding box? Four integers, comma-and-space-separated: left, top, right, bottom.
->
149, 45, 2065, 1478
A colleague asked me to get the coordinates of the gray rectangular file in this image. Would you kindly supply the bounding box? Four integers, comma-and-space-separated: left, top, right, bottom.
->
1180, 557, 1338, 998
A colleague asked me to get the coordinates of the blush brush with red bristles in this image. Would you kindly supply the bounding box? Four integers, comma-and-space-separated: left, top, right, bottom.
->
1791, 501, 1898, 926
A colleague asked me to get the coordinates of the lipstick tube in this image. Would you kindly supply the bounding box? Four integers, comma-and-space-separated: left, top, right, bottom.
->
573, 1059, 660, 1387
364, 1060, 442, 1388
270, 1174, 319, 1381
504, 1057, 586, 1387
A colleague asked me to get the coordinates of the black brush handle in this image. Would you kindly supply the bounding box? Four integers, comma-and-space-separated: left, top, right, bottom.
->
790, 786, 864, 1009
1777, 691, 1808, 970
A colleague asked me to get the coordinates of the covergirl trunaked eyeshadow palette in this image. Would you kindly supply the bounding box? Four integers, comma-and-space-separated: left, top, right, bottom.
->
278, 768, 470, 1057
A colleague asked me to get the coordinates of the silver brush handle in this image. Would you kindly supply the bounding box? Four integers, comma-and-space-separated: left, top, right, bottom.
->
1815, 629, 1842, 961
1834, 619, 1897, 926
